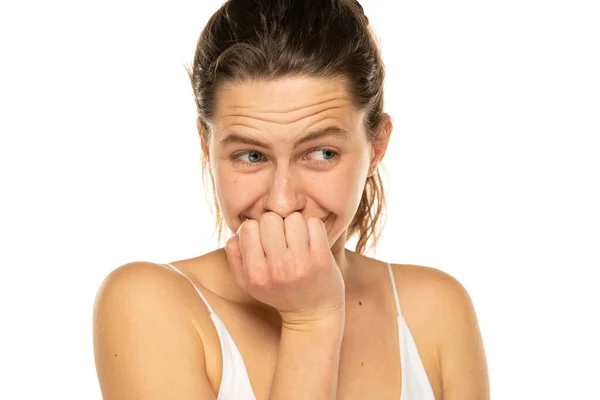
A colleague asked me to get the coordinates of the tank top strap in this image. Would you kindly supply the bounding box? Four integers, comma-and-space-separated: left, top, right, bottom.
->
387, 262, 402, 317
163, 263, 215, 315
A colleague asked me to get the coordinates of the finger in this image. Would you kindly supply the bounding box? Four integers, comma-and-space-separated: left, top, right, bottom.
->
307, 216, 330, 257
284, 212, 309, 259
238, 219, 267, 278
259, 212, 288, 259
224, 233, 246, 291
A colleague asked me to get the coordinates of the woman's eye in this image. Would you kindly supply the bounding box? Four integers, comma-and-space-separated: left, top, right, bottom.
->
308, 149, 338, 161
233, 149, 337, 166
236, 151, 264, 164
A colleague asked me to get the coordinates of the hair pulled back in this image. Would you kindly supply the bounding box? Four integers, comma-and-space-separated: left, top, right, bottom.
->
188, 0, 387, 254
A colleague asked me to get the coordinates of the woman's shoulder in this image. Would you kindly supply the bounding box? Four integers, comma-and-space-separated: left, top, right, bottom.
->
387, 262, 476, 327
93, 261, 205, 333
349, 254, 475, 329
390, 263, 471, 302
93, 252, 226, 327
354, 254, 468, 302
93, 255, 224, 359
94, 249, 248, 322
387, 261, 488, 396
92, 258, 224, 398
95, 259, 202, 302
362, 259, 478, 342
94, 261, 187, 305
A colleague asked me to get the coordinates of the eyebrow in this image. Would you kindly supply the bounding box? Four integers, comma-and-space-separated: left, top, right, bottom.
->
219, 126, 351, 150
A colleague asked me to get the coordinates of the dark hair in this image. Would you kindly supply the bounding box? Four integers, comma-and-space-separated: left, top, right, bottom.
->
187, 0, 387, 254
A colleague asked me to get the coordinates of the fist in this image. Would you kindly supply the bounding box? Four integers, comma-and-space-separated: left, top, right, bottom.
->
224, 212, 345, 320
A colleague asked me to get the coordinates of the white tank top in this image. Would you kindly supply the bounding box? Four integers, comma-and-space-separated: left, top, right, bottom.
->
164, 262, 435, 400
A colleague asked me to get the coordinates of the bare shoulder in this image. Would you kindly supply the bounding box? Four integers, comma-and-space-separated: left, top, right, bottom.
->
390, 263, 473, 315
93, 261, 210, 328
95, 261, 184, 301
390, 263, 490, 400
93, 261, 217, 399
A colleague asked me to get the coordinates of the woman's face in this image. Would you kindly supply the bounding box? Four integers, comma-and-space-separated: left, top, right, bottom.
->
201, 75, 389, 250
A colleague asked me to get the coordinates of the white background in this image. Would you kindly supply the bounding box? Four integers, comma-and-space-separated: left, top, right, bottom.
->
1, 0, 598, 398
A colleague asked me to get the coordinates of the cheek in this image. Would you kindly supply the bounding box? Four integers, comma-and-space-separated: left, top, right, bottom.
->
310, 163, 366, 216
213, 167, 261, 214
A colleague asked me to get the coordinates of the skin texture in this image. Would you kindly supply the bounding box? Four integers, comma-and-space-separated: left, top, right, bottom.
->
93, 75, 490, 400
201, 75, 391, 281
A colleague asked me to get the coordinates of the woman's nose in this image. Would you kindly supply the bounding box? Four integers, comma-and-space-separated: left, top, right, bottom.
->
262, 167, 304, 218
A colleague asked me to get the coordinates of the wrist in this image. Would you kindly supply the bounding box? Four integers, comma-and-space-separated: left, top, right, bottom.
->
280, 307, 345, 333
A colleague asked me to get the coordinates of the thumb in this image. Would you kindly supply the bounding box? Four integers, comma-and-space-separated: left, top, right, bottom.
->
224, 232, 246, 291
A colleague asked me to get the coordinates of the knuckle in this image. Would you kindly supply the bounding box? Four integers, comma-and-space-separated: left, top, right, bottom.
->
246, 270, 266, 286
293, 256, 309, 273
266, 257, 285, 271
269, 270, 287, 285
267, 261, 289, 284
311, 250, 331, 269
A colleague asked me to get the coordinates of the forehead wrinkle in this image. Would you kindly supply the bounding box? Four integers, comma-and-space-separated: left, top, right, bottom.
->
218, 105, 354, 143
215, 104, 365, 148
215, 83, 355, 124
221, 104, 348, 128
216, 88, 354, 125
213, 77, 361, 141
226, 93, 350, 113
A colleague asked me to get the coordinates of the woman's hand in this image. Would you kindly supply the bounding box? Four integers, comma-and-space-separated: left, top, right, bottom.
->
224, 211, 345, 327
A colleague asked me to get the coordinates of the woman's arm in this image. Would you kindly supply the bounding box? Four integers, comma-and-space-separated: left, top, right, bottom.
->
93, 262, 217, 399
435, 271, 490, 400
224, 214, 347, 399
269, 312, 345, 399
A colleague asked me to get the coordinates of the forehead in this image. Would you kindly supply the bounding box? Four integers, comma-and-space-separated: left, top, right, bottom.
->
212, 75, 363, 132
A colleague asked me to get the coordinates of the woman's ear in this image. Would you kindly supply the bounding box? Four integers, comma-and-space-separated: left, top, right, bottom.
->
197, 117, 210, 159
370, 113, 393, 167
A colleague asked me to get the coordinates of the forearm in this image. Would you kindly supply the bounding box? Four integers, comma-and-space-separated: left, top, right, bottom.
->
269, 312, 345, 400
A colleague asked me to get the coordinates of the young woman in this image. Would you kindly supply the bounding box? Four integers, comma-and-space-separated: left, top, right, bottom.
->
93, 1, 489, 399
